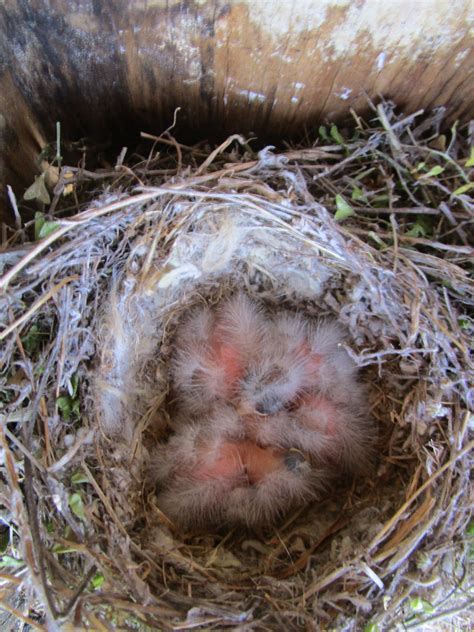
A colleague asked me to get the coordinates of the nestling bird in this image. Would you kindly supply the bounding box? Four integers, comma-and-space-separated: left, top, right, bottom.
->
294, 390, 371, 474
151, 413, 317, 530
303, 319, 361, 402
237, 313, 362, 416
171, 293, 266, 415
156, 293, 373, 530
238, 311, 313, 415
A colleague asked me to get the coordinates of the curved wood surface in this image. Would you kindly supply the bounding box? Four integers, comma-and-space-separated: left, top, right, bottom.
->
0, 0, 472, 216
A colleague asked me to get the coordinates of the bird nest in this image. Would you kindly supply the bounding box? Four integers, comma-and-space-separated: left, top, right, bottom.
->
0, 104, 472, 630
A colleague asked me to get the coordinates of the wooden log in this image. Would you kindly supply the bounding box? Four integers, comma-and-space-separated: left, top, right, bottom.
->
0, 0, 472, 219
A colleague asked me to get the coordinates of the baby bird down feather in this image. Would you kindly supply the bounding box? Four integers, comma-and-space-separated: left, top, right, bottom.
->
153, 293, 373, 530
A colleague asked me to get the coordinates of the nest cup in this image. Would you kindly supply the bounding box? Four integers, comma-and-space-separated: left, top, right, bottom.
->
0, 108, 472, 630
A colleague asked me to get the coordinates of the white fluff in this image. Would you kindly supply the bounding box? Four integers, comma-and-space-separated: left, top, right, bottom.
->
94, 209, 331, 445
151, 417, 319, 530
171, 293, 267, 414
150, 294, 373, 529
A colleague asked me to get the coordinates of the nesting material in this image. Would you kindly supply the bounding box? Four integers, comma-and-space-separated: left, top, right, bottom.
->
0, 104, 472, 631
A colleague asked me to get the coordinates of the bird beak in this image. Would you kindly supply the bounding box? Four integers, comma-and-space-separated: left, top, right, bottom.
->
283, 448, 310, 473
236, 402, 265, 417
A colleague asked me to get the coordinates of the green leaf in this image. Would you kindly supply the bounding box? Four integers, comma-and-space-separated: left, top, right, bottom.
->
415, 161, 426, 172
466, 146, 474, 167
363, 624, 380, 632
68, 493, 86, 521
422, 601, 435, 614
34, 212, 45, 241
406, 223, 426, 238
71, 470, 89, 485
410, 597, 423, 612
409, 597, 435, 614
368, 231, 387, 248
334, 194, 355, 221
373, 194, 390, 206
0, 555, 24, 568
57, 395, 72, 420
90, 573, 105, 590
330, 124, 345, 145
38, 220, 60, 239
466, 518, 474, 536
21, 324, 45, 355
24, 173, 50, 204
34, 212, 60, 241
406, 214, 433, 238
70, 374, 79, 398
72, 399, 80, 416
22, 324, 39, 352
453, 182, 474, 196
318, 125, 329, 141
351, 186, 367, 201
424, 165, 444, 178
